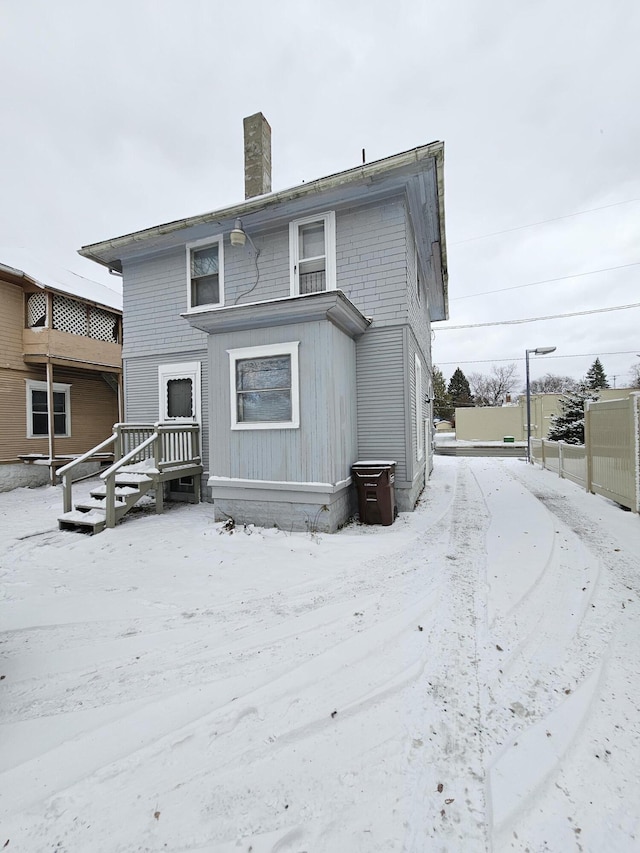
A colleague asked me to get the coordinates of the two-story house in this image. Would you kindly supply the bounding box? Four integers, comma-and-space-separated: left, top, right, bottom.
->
0, 251, 123, 490
78, 114, 448, 532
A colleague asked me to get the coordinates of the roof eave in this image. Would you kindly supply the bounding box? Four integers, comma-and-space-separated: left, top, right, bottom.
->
79, 141, 445, 269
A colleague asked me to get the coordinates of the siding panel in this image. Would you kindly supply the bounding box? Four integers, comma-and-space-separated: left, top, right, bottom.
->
356, 326, 408, 482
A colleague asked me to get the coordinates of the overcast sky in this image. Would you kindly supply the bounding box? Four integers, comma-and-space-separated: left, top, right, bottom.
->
2, 0, 639, 389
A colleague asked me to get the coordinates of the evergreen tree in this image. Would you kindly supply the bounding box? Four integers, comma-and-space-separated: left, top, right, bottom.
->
432, 366, 453, 421
447, 367, 474, 410
547, 386, 599, 445
585, 357, 609, 389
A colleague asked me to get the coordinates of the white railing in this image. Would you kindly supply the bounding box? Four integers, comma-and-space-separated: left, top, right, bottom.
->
59, 422, 201, 523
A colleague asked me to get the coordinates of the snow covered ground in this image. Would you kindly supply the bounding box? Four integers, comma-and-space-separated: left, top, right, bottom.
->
1, 457, 639, 852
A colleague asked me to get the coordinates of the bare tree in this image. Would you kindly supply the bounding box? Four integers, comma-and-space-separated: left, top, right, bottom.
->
630, 361, 640, 389
468, 363, 519, 407
527, 373, 578, 394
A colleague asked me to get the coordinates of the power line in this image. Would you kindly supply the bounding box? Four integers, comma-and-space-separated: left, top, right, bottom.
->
452, 197, 640, 245
451, 260, 640, 301
437, 350, 640, 366
437, 302, 640, 330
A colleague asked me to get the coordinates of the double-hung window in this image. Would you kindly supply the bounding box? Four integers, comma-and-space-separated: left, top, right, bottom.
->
415, 355, 424, 460
228, 342, 300, 430
26, 380, 71, 438
289, 211, 336, 296
186, 236, 224, 310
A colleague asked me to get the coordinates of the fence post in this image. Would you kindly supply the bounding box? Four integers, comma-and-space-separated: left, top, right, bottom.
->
558, 440, 564, 479
541, 439, 546, 469
585, 399, 593, 494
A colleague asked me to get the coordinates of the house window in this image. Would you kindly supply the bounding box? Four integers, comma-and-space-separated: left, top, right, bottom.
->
158, 362, 201, 423
228, 342, 300, 430
26, 380, 71, 438
415, 354, 424, 460
289, 211, 336, 296
186, 236, 224, 310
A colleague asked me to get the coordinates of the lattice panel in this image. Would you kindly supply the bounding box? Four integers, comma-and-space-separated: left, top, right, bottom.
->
26, 292, 47, 327
89, 308, 118, 342
53, 295, 87, 336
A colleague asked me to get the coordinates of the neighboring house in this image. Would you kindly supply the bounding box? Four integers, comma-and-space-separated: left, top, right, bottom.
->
79, 113, 448, 532
0, 250, 123, 491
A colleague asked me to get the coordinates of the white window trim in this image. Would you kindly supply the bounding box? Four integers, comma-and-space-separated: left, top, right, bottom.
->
185, 235, 224, 312
158, 361, 202, 423
415, 354, 424, 460
289, 211, 336, 296
228, 342, 300, 431
26, 380, 71, 438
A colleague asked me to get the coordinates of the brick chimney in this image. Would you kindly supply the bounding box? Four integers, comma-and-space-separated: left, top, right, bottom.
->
243, 112, 271, 199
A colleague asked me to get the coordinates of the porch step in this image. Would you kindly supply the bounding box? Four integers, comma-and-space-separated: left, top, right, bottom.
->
114, 470, 155, 483
58, 509, 107, 535
75, 497, 126, 511
75, 501, 128, 520
90, 485, 143, 500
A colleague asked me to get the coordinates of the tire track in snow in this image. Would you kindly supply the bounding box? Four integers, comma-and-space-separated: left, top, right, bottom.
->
403, 460, 491, 852
484, 461, 634, 851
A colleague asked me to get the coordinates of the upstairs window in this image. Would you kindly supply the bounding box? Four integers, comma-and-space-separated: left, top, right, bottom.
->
228, 342, 300, 430
26, 380, 71, 438
289, 211, 336, 296
186, 236, 224, 310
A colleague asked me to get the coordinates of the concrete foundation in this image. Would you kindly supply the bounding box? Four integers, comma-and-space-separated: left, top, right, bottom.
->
0, 461, 103, 493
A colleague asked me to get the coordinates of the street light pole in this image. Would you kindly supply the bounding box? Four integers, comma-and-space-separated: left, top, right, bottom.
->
526, 346, 556, 463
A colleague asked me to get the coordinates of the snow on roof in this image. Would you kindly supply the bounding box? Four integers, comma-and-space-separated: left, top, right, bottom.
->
0, 247, 122, 312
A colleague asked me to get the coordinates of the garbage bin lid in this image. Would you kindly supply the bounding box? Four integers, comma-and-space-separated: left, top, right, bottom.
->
353, 460, 397, 466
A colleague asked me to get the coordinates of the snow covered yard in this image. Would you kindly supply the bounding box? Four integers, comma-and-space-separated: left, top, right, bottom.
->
1, 458, 639, 852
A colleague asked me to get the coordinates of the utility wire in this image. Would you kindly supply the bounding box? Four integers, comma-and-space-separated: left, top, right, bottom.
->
452, 197, 640, 245
437, 302, 640, 330
451, 260, 640, 301
437, 350, 640, 366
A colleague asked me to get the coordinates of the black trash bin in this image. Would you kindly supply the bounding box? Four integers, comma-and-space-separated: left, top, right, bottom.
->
352, 460, 397, 526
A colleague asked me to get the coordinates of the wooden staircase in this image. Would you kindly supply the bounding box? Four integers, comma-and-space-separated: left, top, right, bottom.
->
58, 468, 155, 534
57, 423, 202, 534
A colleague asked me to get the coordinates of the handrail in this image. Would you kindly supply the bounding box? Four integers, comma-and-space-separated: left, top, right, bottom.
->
100, 432, 158, 480
59, 422, 202, 527
102, 431, 159, 529
57, 434, 117, 477
59, 433, 117, 514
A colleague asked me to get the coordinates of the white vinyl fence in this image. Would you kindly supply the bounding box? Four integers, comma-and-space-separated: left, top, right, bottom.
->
530, 393, 640, 513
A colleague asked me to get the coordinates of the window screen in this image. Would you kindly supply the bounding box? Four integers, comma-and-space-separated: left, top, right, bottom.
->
167, 378, 193, 419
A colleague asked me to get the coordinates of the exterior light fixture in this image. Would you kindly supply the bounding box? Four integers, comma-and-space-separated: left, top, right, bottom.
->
525, 346, 556, 463
229, 218, 247, 247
